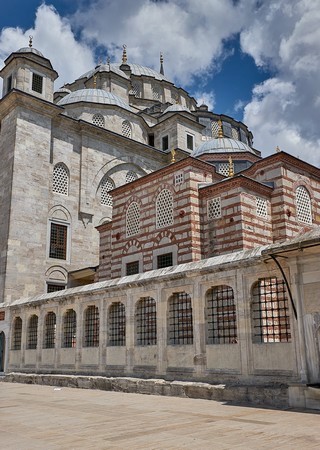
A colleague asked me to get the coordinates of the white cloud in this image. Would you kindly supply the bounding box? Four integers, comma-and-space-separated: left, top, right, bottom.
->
193, 91, 215, 111
0, 4, 95, 90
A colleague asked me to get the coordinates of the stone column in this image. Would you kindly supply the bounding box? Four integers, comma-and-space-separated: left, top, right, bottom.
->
125, 294, 135, 375
192, 280, 206, 377
156, 285, 167, 376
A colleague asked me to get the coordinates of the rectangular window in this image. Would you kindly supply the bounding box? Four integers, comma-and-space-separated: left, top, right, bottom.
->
186, 133, 194, 150
174, 172, 184, 186
49, 223, 67, 260
7, 75, 12, 93
157, 252, 173, 269
0, 311, 5, 321
126, 261, 139, 276
208, 197, 222, 219
162, 135, 169, 151
148, 134, 155, 146
47, 284, 65, 293
32, 73, 43, 94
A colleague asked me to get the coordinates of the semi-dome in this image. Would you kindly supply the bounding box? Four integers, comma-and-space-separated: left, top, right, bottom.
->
192, 137, 255, 158
16, 47, 44, 58
78, 63, 171, 83
163, 104, 191, 114
57, 89, 132, 111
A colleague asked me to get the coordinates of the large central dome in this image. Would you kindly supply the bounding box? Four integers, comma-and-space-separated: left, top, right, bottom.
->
78, 63, 171, 83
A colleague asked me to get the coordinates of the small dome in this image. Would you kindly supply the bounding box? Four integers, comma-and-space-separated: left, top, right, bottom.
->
16, 47, 44, 58
163, 104, 191, 114
192, 137, 255, 158
57, 89, 132, 111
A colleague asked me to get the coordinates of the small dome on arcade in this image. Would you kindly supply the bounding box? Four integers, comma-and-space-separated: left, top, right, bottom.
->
57, 89, 133, 111
163, 104, 191, 114
192, 137, 255, 158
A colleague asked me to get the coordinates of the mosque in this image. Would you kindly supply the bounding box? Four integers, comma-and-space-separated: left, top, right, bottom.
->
0, 40, 319, 408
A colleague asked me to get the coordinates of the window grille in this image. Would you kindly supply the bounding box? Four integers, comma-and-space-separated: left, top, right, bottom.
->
122, 120, 132, 138
187, 134, 194, 150
131, 81, 142, 97
12, 317, 22, 350
27, 315, 38, 349
92, 113, 105, 128
211, 121, 219, 138
208, 197, 221, 219
206, 286, 237, 344
126, 261, 139, 276
49, 223, 67, 260
126, 171, 138, 183
168, 293, 193, 345
52, 163, 69, 196
126, 202, 140, 237
156, 189, 174, 228
47, 284, 65, 293
218, 163, 229, 177
231, 127, 239, 140
63, 309, 76, 348
136, 297, 157, 345
84, 306, 99, 347
44, 312, 56, 349
175, 172, 184, 186
296, 186, 312, 224
32, 73, 43, 93
100, 176, 114, 206
252, 278, 291, 343
108, 302, 126, 346
157, 252, 173, 269
256, 197, 268, 219
152, 85, 161, 100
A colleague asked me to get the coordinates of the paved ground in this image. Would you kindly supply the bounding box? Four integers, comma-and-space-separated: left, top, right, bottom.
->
1, 382, 320, 449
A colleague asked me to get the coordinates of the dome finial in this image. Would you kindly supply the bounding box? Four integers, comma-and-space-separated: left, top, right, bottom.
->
171, 148, 176, 163
29, 35, 33, 48
218, 119, 224, 138
93, 75, 97, 88
228, 155, 234, 177
122, 44, 127, 64
160, 52, 164, 75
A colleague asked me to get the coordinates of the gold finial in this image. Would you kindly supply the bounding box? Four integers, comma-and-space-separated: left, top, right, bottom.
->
228, 155, 234, 177
276, 145, 281, 153
160, 52, 164, 75
29, 35, 33, 48
171, 148, 176, 163
218, 119, 224, 138
93, 75, 97, 88
122, 44, 127, 64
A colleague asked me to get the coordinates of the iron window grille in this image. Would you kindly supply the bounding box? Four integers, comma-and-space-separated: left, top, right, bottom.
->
256, 197, 268, 219
122, 120, 132, 138
156, 189, 173, 228
84, 306, 99, 347
100, 176, 114, 207
157, 252, 173, 269
47, 284, 65, 293
206, 285, 237, 344
52, 163, 69, 195
44, 312, 56, 349
168, 293, 193, 345
49, 223, 67, 260
296, 186, 312, 224
126, 261, 139, 276
63, 309, 77, 348
12, 317, 22, 350
108, 302, 126, 346
136, 297, 157, 346
32, 73, 43, 93
252, 277, 291, 343
208, 197, 222, 219
27, 315, 38, 349
126, 202, 140, 237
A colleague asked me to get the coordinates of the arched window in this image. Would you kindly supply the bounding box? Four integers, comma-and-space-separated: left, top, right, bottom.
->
126, 202, 140, 237
156, 189, 173, 228
100, 176, 114, 207
125, 171, 137, 183
12, 317, 22, 350
296, 186, 312, 224
84, 305, 99, 347
52, 163, 69, 196
63, 309, 77, 348
27, 315, 38, 350
43, 312, 56, 349
92, 113, 105, 128
108, 302, 126, 346
206, 286, 237, 344
251, 277, 291, 343
136, 297, 157, 346
122, 120, 132, 138
168, 293, 193, 345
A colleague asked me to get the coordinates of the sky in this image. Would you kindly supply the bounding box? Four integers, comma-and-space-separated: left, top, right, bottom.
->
1, 0, 320, 166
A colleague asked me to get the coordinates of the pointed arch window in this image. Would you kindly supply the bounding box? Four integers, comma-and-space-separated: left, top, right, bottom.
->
27, 315, 38, 350
100, 176, 114, 207
63, 309, 76, 348
296, 186, 312, 224
12, 317, 22, 350
84, 305, 99, 347
168, 293, 193, 345
136, 297, 157, 346
43, 312, 56, 349
122, 120, 132, 138
52, 163, 69, 196
156, 189, 173, 228
92, 113, 105, 128
206, 286, 237, 344
126, 202, 140, 237
108, 302, 126, 346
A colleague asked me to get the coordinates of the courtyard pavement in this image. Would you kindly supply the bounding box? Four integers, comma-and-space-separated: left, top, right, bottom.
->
0, 381, 320, 449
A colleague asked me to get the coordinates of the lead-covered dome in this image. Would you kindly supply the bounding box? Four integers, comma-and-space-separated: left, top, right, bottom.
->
163, 104, 191, 114
57, 89, 132, 111
16, 47, 44, 57
192, 137, 256, 158
78, 63, 171, 83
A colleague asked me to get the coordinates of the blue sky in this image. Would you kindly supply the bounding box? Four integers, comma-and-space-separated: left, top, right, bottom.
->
1, 1, 320, 165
